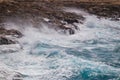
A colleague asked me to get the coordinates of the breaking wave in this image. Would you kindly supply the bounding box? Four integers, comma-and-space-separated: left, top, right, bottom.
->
0, 8, 120, 80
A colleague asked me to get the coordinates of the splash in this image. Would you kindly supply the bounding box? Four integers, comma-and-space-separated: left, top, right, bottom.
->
0, 8, 120, 80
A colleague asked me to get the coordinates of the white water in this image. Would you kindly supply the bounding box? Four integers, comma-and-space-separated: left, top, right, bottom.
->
0, 8, 120, 80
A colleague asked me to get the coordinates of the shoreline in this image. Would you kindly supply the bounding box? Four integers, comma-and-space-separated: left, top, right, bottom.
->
0, 0, 120, 44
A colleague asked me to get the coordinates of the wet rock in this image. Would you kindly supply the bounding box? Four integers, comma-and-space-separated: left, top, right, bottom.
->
7, 29, 23, 38
87, 5, 120, 20
0, 27, 7, 35
0, 27, 23, 38
0, 0, 119, 36
12, 72, 23, 80
0, 27, 23, 45
64, 19, 79, 24
67, 28, 75, 34
0, 0, 85, 35
58, 24, 78, 34
0, 36, 15, 45
52, 1, 120, 20
74, 3, 120, 20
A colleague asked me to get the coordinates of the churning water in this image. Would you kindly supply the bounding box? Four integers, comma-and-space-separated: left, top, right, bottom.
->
0, 9, 120, 80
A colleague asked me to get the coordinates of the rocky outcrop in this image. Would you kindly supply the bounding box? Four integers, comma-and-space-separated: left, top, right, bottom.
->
0, 27, 22, 45
0, 36, 15, 45
0, 0, 85, 34
55, 1, 120, 20
0, 0, 119, 35
78, 4, 120, 20
0, 27, 22, 38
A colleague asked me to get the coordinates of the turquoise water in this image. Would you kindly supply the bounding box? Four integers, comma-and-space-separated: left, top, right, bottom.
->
0, 15, 120, 80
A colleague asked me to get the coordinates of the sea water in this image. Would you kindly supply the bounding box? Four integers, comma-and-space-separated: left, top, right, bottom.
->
0, 9, 120, 80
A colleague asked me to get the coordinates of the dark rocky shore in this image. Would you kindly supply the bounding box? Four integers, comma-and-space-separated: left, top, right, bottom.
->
0, 0, 120, 45
55, 1, 120, 20
0, 26, 22, 45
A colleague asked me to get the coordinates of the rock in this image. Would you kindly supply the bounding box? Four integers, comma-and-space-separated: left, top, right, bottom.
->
0, 0, 119, 36
0, 0, 85, 35
52, 1, 120, 20
0, 27, 7, 35
12, 72, 23, 80
7, 29, 23, 38
64, 19, 79, 24
58, 24, 78, 34
67, 28, 75, 34
0, 27, 23, 38
77, 4, 120, 20
0, 27, 23, 45
0, 36, 15, 45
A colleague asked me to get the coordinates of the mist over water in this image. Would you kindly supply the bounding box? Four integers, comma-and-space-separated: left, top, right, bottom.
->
0, 9, 120, 80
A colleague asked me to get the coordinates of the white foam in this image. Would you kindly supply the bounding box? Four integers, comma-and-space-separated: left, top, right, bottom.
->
0, 8, 120, 80
0, 44, 22, 54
